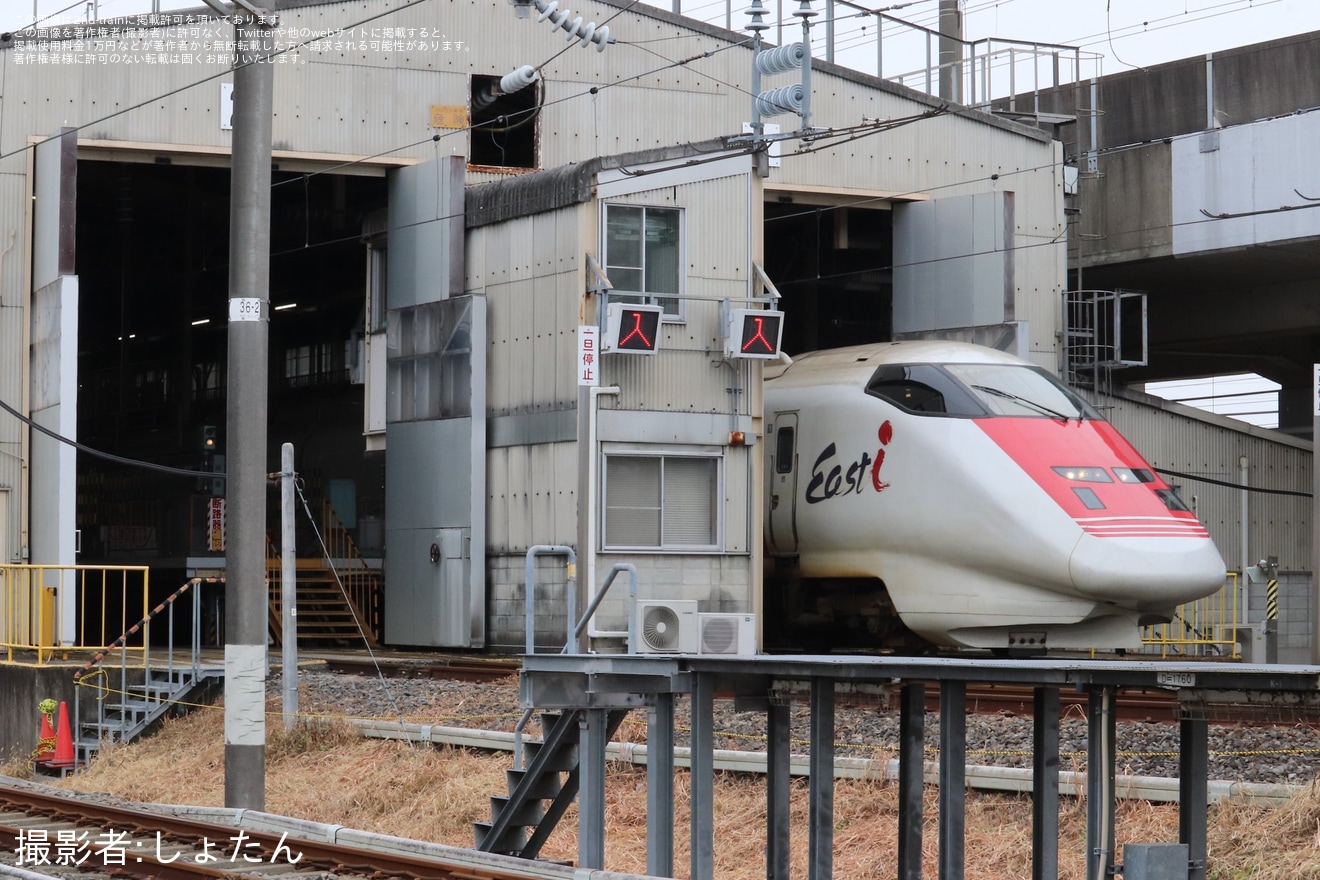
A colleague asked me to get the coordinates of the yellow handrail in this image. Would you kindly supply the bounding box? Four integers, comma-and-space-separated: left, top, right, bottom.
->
1140, 573, 1241, 659
0, 565, 151, 665
264, 502, 382, 645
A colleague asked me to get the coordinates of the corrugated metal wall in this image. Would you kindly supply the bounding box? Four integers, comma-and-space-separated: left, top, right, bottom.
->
474, 206, 583, 417
596, 171, 753, 415
1096, 389, 1312, 573
3, 0, 1059, 251
0, 171, 26, 561
470, 203, 584, 560
470, 158, 766, 648
5, 0, 1064, 645
487, 441, 578, 553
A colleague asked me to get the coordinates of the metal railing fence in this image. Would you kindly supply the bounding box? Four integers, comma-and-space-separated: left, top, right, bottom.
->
0, 564, 150, 664
669, 0, 1101, 108
1140, 574, 1241, 658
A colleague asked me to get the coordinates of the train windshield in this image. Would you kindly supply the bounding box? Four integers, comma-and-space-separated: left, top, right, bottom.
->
943, 363, 1101, 421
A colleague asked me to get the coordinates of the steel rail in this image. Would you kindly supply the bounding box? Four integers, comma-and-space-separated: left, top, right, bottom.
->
0, 784, 574, 880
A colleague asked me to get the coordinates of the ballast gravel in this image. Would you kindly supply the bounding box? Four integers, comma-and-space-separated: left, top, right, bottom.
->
273, 664, 1320, 788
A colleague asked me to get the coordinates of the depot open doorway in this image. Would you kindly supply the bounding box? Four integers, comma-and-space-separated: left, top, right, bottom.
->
71, 150, 388, 583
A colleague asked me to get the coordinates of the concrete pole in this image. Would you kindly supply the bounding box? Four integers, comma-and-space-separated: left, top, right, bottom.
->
224, 12, 273, 811
281, 443, 297, 730
938, 0, 963, 104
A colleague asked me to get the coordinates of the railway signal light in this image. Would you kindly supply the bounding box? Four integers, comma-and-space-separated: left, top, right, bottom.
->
602, 302, 663, 355
726, 308, 784, 359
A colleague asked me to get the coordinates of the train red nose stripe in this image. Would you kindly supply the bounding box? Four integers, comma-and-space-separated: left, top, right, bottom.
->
974, 417, 1212, 538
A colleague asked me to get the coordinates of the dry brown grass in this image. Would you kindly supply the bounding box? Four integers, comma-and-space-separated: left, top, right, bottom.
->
7, 703, 1320, 879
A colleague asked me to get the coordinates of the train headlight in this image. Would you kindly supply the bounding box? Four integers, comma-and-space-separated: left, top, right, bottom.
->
1111, 467, 1155, 483
1051, 466, 1113, 483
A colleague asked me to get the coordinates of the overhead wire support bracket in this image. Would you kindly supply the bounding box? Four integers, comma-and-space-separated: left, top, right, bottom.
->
752, 262, 782, 303
585, 253, 613, 295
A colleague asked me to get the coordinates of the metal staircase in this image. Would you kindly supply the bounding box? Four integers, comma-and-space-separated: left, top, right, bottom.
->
475, 550, 639, 858
266, 499, 382, 648
474, 708, 630, 857
266, 561, 379, 647
70, 578, 224, 768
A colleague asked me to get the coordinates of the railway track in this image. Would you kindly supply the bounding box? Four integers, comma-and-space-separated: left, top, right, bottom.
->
955, 683, 1180, 722
322, 654, 520, 683
320, 653, 1186, 722
0, 782, 631, 880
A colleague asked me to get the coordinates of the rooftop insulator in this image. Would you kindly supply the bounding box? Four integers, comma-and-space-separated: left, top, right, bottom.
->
533, 0, 614, 51
755, 42, 805, 76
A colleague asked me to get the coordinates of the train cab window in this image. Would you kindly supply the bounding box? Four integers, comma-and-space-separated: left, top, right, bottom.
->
1155, 489, 1191, 512
775, 427, 795, 474
944, 363, 1100, 421
865, 364, 983, 416
1072, 487, 1106, 510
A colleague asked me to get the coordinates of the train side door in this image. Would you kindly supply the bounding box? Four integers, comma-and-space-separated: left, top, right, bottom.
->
768, 412, 799, 554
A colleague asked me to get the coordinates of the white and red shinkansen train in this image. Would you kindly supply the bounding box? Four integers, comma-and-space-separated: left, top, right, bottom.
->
762, 340, 1227, 653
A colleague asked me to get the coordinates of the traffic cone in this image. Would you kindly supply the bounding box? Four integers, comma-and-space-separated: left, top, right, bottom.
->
34, 712, 56, 761
47, 701, 76, 768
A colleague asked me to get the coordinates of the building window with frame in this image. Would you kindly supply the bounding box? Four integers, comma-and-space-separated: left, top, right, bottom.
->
602, 204, 682, 317
603, 451, 719, 550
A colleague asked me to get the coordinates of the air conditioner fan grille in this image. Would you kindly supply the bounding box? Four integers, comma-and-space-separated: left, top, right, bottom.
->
701, 616, 737, 653
642, 605, 682, 651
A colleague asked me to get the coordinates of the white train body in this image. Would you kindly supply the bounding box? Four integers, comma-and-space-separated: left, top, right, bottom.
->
763, 341, 1227, 652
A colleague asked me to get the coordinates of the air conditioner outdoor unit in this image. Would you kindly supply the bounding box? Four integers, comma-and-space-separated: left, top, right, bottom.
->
698, 612, 757, 656
633, 600, 698, 654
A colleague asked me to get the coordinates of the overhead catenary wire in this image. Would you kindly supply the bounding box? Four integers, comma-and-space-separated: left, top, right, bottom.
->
0, 0, 442, 164
2, 0, 1278, 237
0, 395, 222, 480
0, 0, 1302, 468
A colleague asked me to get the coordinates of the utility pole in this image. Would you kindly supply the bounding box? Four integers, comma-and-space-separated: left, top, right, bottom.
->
223, 5, 274, 811
938, 0, 963, 104
281, 443, 297, 730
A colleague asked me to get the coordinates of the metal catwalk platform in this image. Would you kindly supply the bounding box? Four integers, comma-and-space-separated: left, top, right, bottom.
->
519, 653, 1320, 880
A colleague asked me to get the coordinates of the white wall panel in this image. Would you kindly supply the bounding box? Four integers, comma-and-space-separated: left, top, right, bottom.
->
0, 172, 27, 561
1174, 113, 1320, 254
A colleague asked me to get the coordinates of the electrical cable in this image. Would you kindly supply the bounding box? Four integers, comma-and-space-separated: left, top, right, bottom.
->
276, 35, 755, 188
1153, 467, 1312, 498
0, 395, 223, 479
1104, 0, 1144, 73
534, 0, 644, 71
0, 0, 441, 164
3, 0, 1302, 442
3, 0, 90, 35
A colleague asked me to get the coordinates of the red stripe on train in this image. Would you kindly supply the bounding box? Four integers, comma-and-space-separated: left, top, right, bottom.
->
974, 417, 1208, 536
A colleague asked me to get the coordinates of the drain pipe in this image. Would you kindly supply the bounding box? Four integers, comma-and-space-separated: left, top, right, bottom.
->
1240, 455, 1249, 630
585, 386, 620, 644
